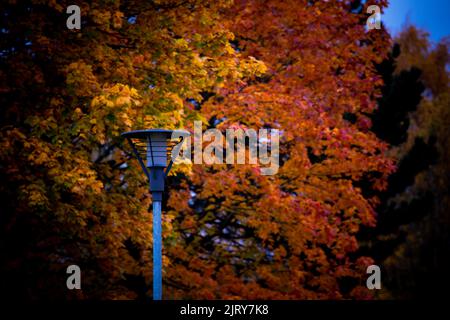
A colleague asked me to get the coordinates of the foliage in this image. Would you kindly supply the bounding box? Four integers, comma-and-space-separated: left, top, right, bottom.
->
1, 0, 395, 299
358, 25, 450, 299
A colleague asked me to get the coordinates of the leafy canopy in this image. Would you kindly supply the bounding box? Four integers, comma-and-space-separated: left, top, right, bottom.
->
0, 0, 394, 299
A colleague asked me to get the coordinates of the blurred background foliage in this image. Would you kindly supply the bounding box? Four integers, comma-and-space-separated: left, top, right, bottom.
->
363, 25, 450, 299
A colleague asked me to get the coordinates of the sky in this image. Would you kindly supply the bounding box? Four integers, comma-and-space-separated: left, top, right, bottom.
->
383, 0, 450, 42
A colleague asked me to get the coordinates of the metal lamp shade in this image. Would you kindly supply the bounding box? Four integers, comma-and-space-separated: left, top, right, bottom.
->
122, 129, 189, 192
121, 129, 185, 169
146, 132, 168, 167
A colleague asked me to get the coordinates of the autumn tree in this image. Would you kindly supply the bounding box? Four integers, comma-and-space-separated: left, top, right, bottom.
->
1, 0, 395, 300
0, 0, 264, 299
165, 0, 395, 299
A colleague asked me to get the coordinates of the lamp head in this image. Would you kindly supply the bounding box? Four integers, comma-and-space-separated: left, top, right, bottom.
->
121, 129, 189, 195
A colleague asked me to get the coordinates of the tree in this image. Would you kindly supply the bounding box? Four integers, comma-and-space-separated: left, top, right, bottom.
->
0, 0, 263, 299
358, 25, 449, 299
1, 0, 395, 299
165, 0, 395, 299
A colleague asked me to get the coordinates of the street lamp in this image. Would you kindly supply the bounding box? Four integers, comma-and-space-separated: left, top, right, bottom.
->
121, 129, 189, 300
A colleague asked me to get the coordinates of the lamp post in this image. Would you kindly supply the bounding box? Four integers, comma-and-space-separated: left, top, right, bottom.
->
121, 129, 189, 300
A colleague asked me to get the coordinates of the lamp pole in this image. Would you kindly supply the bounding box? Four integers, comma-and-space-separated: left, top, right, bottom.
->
121, 129, 188, 301
149, 166, 165, 300
152, 195, 162, 300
